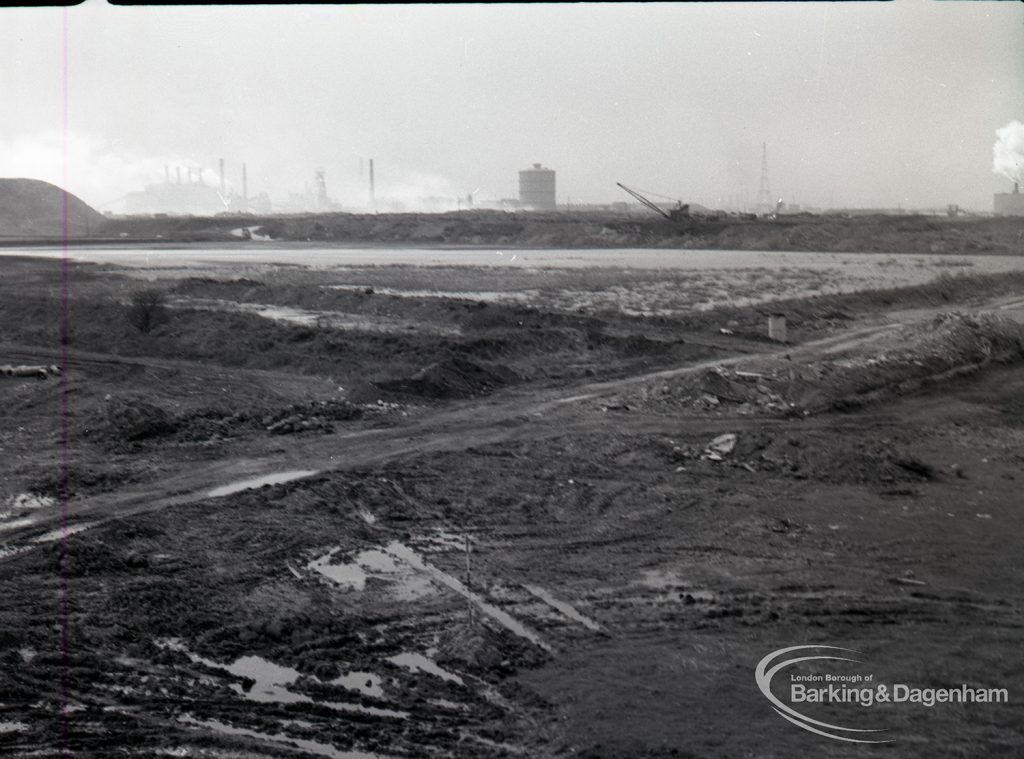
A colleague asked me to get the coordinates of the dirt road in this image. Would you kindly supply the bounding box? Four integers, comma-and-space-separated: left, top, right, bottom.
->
2, 260, 1023, 758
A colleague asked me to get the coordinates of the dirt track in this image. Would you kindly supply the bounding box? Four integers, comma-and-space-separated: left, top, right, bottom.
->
2, 257, 1024, 758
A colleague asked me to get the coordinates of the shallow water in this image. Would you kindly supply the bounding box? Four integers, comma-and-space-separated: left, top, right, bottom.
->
332, 671, 385, 699
523, 584, 602, 631
10, 245, 1023, 277
383, 541, 551, 652
208, 469, 318, 498
159, 640, 407, 719
179, 715, 391, 759
31, 522, 97, 543
174, 297, 462, 336
387, 652, 464, 685
307, 546, 437, 600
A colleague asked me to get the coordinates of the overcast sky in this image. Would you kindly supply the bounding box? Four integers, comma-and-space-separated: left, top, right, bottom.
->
1, 1, 1021, 212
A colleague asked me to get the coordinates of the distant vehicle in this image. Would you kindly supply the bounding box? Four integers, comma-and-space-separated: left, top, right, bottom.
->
616, 183, 690, 221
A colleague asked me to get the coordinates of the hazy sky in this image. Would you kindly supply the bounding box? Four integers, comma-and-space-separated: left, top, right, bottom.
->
1, 1, 1021, 212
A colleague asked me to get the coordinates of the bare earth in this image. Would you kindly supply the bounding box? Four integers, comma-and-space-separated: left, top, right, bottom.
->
1, 253, 1023, 758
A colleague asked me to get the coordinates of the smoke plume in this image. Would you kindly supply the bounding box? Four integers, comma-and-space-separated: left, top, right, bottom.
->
0, 130, 228, 211
993, 121, 1024, 185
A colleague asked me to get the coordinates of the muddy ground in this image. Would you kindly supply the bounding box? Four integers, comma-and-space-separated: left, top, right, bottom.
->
2, 254, 1024, 758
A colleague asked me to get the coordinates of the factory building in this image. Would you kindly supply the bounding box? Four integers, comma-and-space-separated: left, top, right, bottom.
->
994, 183, 1024, 217
124, 167, 227, 216
519, 163, 556, 211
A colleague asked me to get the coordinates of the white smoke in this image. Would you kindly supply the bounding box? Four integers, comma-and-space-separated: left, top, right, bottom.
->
333, 169, 468, 212
993, 120, 1024, 185
0, 130, 229, 211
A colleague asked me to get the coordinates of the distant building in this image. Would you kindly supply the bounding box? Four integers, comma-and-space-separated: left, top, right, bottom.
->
124, 178, 227, 216
518, 163, 556, 211
994, 184, 1024, 217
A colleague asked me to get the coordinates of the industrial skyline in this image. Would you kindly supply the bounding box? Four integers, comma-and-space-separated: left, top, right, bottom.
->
1, 2, 1022, 213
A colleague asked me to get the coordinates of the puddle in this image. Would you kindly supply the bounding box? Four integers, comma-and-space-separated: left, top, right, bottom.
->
32, 522, 97, 543
428, 698, 468, 711
175, 297, 461, 336
387, 653, 464, 685
523, 584, 602, 631
331, 672, 385, 699
208, 470, 317, 498
307, 546, 436, 600
358, 509, 377, 525
180, 715, 391, 759
382, 541, 551, 652
159, 640, 407, 719
325, 285, 534, 304
0, 519, 36, 533
19, 648, 36, 663
307, 548, 366, 589
0, 721, 27, 733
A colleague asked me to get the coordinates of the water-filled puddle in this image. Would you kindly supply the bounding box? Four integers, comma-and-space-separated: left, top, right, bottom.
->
209, 470, 317, 498
325, 285, 535, 304
0, 721, 27, 733
332, 671, 385, 699
382, 541, 551, 652
386, 652, 463, 685
159, 640, 407, 719
179, 715, 391, 759
306, 547, 436, 600
32, 522, 97, 543
523, 584, 602, 631
175, 297, 461, 336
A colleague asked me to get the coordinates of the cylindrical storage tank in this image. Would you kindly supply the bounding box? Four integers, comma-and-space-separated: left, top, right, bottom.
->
518, 163, 556, 211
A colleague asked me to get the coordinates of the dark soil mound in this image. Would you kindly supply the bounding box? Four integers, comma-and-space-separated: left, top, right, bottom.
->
377, 356, 519, 399
0, 178, 104, 237
94, 397, 177, 443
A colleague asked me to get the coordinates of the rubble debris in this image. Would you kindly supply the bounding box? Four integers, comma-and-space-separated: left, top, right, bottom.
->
376, 356, 519, 400
704, 433, 737, 461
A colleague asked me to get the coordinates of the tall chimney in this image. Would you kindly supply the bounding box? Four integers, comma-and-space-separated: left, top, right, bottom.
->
1015, 182, 1019, 195
369, 158, 376, 208
242, 163, 248, 202
219, 158, 225, 194
164, 165, 170, 184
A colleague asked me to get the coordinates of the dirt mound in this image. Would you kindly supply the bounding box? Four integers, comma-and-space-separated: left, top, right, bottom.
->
377, 356, 519, 399
0, 178, 104, 237
646, 312, 1024, 416
92, 397, 177, 444
786, 312, 1024, 412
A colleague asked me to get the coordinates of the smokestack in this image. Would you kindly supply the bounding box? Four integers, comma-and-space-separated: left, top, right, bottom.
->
219, 158, 225, 194
242, 163, 248, 202
164, 165, 170, 184
369, 158, 375, 208
1015, 182, 1020, 195
176, 166, 182, 184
